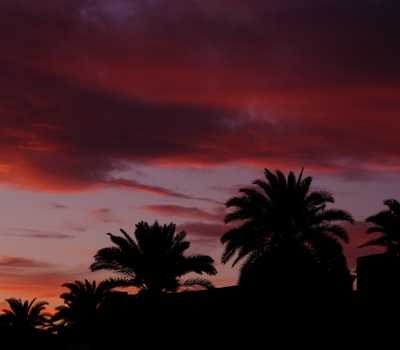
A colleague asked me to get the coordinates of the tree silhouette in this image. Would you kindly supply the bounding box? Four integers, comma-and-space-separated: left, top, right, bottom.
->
221, 169, 354, 292
90, 221, 217, 295
359, 199, 400, 255
53, 279, 117, 333
2, 298, 49, 335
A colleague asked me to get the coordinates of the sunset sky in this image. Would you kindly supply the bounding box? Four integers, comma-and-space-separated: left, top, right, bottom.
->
0, 0, 398, 306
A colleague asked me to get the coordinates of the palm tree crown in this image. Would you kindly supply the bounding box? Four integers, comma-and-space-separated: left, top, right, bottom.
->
53, 279, 117, 329
2, 298, 49, 333
90, 221, 217, 295
221, 169, 354, 289
360, 199, 400, 255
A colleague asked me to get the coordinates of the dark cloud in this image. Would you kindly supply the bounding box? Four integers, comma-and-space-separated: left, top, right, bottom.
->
0, 0, 398, 192
144, 205, 223, 222
0, 256, 53, 269
5, 228, 74, 239
91, 208, 119, 223
178, 222, 226, 239
52, 203, 68, 209
68, 226, 88, 233
104, 179, 220, 203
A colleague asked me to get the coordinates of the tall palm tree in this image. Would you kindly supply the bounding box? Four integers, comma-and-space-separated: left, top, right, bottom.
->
2, 298, 49, 334
90, 221, 217, 295
359, 199, 400, 255
221, 169, 354, 291
53, 279, 117, 331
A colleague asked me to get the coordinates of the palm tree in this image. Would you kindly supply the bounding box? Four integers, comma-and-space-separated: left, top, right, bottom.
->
2, 298, 49, 335
90, 221, 217, 295
359, 199, 400, 255
53, 279, 118, 332
221, 169, 354, 291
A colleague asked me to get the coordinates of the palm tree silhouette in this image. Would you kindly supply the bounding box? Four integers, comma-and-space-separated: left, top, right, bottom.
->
359, 199, 400, 255
90, 221, 217, 295
2, 298, 49, 335
53, 279, 117, 332
221, 169, 354, 291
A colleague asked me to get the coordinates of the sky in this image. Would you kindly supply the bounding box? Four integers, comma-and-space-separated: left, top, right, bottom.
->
0, 0, 399, 306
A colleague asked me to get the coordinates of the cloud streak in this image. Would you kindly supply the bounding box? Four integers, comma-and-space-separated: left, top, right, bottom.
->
0, 256, 53, 269
91, 208, 119, 224
144, 204, 223, 222
103, 179, 220, 203
5, 228, 74, 240
52, 203, 68, 210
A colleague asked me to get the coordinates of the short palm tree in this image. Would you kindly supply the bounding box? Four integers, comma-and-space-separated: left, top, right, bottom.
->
359, 199, 400, 255
2, 298, 49, 334
90, 221, 217, 295
221, 169, 354, 290
53, 279, 117, 331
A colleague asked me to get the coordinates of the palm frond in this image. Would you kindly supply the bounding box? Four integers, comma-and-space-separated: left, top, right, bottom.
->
358, 236, 388, 249
315, 209, 354, 225
183, 255, 217, 275
318, 224, 350, 243
384, 199, 400, 215
182, 278, 215, 290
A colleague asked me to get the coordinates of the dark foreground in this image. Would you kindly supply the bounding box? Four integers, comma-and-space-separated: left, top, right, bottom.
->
2, 286, 398, 349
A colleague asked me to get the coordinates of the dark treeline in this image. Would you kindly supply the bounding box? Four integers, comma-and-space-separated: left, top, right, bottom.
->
1, 169, 399, 347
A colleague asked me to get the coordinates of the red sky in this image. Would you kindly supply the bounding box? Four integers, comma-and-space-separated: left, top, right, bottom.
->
0, 0, 398, 306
